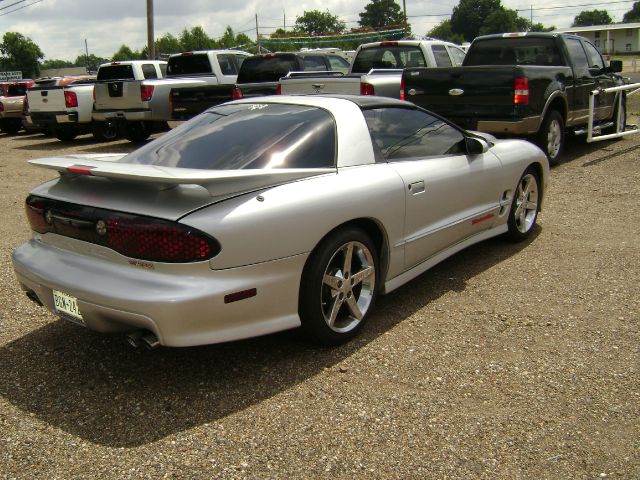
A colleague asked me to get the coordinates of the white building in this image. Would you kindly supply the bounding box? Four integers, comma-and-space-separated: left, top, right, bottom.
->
554, 23, 640, 54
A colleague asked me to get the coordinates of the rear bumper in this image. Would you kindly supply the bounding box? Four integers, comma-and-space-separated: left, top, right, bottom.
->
12, 238, 305, 347
93, 108, 154, 122
31, 111, 82, 127
474, 116, 541, 135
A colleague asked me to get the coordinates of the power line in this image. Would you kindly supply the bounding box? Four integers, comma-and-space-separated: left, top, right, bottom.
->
0, 0, 29, 12
0, 0, 42, 16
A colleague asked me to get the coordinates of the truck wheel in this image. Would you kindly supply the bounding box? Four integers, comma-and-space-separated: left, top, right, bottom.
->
92, 121, 119, 142
123, 122, 150, 142
54, 127, 77, 142
604, 96, 626, 135
0, 118, 22, 135
536, 110, 564, 166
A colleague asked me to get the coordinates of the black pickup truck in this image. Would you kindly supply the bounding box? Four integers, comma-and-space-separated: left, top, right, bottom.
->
402, 32, 626, 164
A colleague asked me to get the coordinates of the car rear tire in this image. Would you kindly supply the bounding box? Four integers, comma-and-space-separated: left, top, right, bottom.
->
299, 227, 378, 345
0, 118, 22, 135
54, 127, 77, 142
92, 121, 119, 142
123, 122, 150, 142
505, 167, 540, 242
536, 110, 564, 166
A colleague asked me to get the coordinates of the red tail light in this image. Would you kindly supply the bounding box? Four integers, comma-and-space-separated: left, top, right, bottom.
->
92, 85, 96, 102
400, 76, 405, 101
25, 196, 220, 263
514, 77, 529, 105
231, 87, 243, 100
360, 82, 375, 95
64, 91, 78, 108
380, 41, 399, 46
140, 84, 154, 102
276, 83, 282, 95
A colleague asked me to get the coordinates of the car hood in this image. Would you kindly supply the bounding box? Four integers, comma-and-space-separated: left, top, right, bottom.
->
29, 154, 335, 221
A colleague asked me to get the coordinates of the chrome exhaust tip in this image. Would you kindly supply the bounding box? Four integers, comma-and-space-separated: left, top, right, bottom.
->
125, 331, 144, 348
140, 332, 160, 350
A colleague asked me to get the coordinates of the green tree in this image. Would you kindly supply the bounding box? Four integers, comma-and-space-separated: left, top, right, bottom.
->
359, 0, 405, 28
111, 44, 140, 61
450, 0, 502, 41
155, 33, 182, 56
294, 10, 346, 35
529, 22, 555, 32
572, 9, 612, 27
40, 58, 74, 69
427, 20, 464, 43
622, 1, 640, 22
479, 8, 529, 35
75, 54, 110, 71
179, 26, 215, 51
0, 32, 44, 78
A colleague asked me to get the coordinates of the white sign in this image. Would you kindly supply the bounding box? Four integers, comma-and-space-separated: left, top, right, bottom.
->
0, 71, 23, 81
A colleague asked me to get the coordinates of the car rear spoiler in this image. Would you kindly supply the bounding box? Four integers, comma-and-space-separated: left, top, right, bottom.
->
29, 154, 336, 197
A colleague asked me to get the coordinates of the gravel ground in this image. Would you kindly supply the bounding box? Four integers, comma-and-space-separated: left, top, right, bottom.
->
0, 125, 638, 479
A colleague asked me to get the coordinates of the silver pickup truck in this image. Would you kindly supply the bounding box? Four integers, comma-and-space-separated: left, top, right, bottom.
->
279, 39, 466, 98
93, 50, 249, 142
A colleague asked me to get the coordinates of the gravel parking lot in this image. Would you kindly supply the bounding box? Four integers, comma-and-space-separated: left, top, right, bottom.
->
0, 123, 638, 479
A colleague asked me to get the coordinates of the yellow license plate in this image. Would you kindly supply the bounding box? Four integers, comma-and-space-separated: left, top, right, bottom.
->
53, 290, 84, 323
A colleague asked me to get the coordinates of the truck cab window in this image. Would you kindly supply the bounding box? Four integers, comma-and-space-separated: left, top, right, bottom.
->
362, 107, 465, 161
142, 64, 158, 79
432, 45, 452, 67
583, 41, 605, 69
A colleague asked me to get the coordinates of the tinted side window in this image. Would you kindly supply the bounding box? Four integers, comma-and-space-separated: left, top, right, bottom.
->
217, 54, 238, 75
583, 41, 604, 69
142, 64, 158, 79
328, 55, 350, 73
565, 38, 590, 71
303, 56, 328, 71
362, 107, 465, 161
448, 46, 466, 65
432, 45, 452, 67
159, 63, 167, 77
97, 65, 135, 81
352, 46, 426, 73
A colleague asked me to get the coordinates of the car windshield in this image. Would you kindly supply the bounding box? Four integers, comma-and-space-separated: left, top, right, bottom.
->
123, 103, 337, 169
351, 46, 427, 73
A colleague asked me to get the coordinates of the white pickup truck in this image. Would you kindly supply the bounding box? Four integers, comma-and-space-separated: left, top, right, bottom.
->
26, 76, 120, 141
93, 50, 249, 142
278, 39, 466, 98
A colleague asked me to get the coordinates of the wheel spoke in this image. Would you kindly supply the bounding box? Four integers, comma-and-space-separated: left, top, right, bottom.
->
323, 274, 341, 291
342, 243, 353, 276
345, 295, 363, 320
327, 296, 342, 327
350, 266, 374, 287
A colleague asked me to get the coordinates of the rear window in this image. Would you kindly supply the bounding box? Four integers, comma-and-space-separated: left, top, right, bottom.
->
7, 84, 27, 96
237, 55, 300, 83
464, 37, 564, 66
352, 46, 427, 73
167, 54, 213, 77
123, 103, 336, 170
97, 65, 135, 81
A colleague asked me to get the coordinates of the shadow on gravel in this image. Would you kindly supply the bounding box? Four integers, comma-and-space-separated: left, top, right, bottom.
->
558, 135, 632, 166
0, 229, 540, 448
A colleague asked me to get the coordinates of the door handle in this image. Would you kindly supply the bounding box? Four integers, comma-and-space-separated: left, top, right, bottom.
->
408, 180, 425, 194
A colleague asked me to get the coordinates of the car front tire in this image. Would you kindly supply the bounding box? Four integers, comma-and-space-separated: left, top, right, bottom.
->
299, 227, 378, 345
505, 167, 540, 242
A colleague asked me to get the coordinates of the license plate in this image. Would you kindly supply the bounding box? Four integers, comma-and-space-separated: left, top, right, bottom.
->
53, 290, 84, 323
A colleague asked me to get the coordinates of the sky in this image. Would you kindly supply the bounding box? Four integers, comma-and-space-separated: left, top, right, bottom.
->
0, 0, 636, 61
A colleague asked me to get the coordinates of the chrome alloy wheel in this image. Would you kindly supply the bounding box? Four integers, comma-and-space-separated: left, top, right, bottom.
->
514, 173, 539, 234
546, 118, 562, 159
320, 241, 376, 333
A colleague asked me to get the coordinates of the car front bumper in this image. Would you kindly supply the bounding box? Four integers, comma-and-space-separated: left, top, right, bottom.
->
12, 238, 306, 347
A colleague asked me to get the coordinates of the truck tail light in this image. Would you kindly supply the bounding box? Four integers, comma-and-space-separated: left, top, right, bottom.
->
92, 85, 96, 102
140, 85, 155, 102
380, 41, 398, 46
360, 82, 375, 95
400, 76, 405, 101
232, 87, 243, 100
514, 77, 529, 105
22, 94, 29, 114
276, 83, 282, 95
64, 91, 78, 108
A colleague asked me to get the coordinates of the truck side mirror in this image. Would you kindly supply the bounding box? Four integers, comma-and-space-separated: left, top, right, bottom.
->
608, 59, 623, 73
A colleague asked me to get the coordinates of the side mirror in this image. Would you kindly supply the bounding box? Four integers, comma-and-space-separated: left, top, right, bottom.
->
466, 136, 490, 155
608, 59, 623, 73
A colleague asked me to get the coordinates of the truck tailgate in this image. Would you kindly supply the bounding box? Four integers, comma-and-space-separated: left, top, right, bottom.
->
94, 80, 145, 110
279, 76, 361, 95
171, 84, 234, 120
27, 88, 66, 113
404, 66, 518, 120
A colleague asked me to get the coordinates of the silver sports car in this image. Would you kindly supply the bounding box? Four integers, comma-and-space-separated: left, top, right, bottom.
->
12, 95, 548, 348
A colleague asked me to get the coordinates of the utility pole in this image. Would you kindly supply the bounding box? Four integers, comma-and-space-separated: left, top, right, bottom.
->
84, 39, 89, 72
256, 14, 261, 54
530, 5, 533, 30
402, 0, 408, 36
147, 0, 155, 59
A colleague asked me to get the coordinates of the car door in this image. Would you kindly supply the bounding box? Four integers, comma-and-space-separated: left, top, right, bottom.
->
362, 106, 504, 269
564, 37, 596, 125
582, 40, 617, 121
